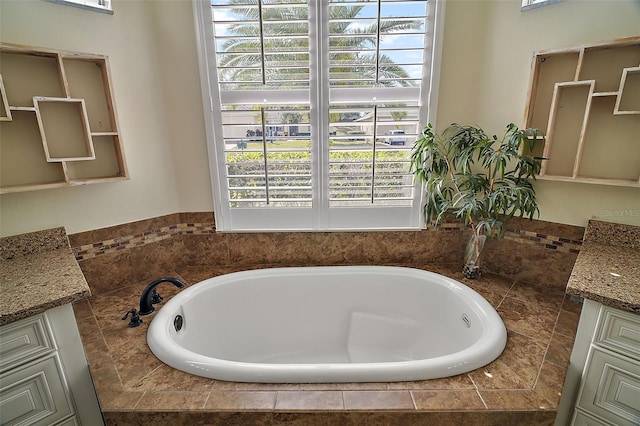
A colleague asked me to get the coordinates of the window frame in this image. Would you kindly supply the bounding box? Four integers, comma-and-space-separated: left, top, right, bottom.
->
520, 0, 564, 11
46, 0, 113, 14
192, 0, 446, 232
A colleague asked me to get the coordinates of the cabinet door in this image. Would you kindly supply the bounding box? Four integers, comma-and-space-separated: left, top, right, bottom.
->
0, 314, 55, 373
0, 354, 74, 426
577, 348, 640, 426
54, 416, 79, 426
572, 409, 611, 426
596, 306, 640, 359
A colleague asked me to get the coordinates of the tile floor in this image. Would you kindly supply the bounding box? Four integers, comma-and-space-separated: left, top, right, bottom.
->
73, 264, 581, 425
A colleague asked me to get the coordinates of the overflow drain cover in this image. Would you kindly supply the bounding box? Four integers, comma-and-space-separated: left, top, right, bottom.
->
174, 315, 184, 331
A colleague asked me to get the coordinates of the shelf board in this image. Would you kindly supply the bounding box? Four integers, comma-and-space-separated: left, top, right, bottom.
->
0, 175, 129, 194
91, 131, 118, 137
8, 106, 36, 112
592, 91, 619, 97
0, 181, 70, 194
67, 175, 128, 185
537, 174, 640, 188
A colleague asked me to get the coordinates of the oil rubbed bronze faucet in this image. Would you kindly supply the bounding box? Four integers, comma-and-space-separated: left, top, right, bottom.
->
139, 277, 185, 315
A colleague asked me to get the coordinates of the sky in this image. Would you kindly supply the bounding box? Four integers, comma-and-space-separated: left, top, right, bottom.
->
212, 0, 429, 80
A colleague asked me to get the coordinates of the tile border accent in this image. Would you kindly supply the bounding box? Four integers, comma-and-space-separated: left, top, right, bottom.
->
504, 229, 583, 254
73, 223, 215, 261
70, 215, 583, 262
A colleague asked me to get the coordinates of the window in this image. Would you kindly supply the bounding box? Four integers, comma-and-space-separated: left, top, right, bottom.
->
47, 0, 113, 13
193, 0, 444, 231
520, 0, 563, 11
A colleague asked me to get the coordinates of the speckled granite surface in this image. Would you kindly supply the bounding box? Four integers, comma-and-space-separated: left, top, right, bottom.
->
566, 220, 640, 313
583, 220, 640, 250
0, 228, 91, 326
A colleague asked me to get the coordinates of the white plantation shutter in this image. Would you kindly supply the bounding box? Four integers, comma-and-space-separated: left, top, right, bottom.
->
212, 0, 313, 213
194, 0, 442, 230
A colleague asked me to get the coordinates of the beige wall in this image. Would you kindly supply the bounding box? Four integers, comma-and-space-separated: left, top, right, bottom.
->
1, 0, 638, 237
437, 0, 640, 227
0, 0, 210, 237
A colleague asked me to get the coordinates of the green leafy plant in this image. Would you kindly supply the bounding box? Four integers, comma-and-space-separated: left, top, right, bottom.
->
410, 123, 544, 278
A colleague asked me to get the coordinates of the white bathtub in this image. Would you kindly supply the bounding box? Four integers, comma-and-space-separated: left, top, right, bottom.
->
147, 266, 507, 383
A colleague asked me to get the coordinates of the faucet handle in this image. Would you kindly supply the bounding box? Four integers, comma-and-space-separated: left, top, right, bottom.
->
122, 308, 143, 328
150, 289, 163, 304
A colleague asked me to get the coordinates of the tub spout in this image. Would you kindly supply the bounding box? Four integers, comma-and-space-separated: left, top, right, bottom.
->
139, 277, 185, 315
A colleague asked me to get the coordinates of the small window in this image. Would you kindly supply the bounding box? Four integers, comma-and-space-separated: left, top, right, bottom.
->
47, 0, 113, 14
521, 0, 563, 11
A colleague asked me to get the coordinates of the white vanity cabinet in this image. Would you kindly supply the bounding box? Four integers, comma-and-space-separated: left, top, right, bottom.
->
565, 300, 640, 426
0, 304, 103, 426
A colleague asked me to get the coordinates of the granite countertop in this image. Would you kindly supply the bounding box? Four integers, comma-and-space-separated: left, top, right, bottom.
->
0, 227, 91, 326
566, 220, 640, 313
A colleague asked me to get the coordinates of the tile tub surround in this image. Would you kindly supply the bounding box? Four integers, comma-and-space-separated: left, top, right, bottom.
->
566, 220, 640, 312
0, 227, 91, 325
69, 213, 585, 295
73, 264, 581, 426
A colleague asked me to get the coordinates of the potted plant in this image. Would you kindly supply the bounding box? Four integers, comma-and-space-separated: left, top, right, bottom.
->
410, 123, 544, 279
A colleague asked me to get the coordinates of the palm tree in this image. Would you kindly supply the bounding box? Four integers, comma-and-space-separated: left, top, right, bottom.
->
390, 109, 409, 129
216, 1, 422, 205
216, 1, 421, 89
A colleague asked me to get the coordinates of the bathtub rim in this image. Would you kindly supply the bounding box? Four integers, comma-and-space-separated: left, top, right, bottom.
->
147, 265, 507, 383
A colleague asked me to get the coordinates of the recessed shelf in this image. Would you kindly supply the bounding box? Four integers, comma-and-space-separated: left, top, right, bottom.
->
614, 66, 640, 115
65, 135, 123, 180
524, 36, 640, 187
580, 96, 639, 181
525, 52, 581, 132
542, 81, 592, 177
34, 96, 95, 162
8, 106, 37, 112
578, 43, 640, 92
0, 43, 128, 194
0, 111, 67, 188
0, 51, 66, 107
537, 175, 640, 188
91, 131, 118, 137
62, 58, 116, 132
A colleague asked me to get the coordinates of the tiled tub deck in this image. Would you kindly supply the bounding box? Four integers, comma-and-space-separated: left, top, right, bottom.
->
73, 264, 581, 425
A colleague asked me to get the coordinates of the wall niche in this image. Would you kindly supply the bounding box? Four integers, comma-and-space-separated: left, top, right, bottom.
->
0, 43, 128, 194
524, 36, 639, 187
